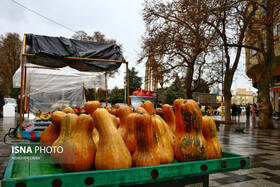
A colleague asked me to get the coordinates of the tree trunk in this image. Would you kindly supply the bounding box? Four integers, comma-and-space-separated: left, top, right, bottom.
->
256, 0, 276, 129
257, 80, 274, 129
184, 64, 194, 99
223, 87, 232, 121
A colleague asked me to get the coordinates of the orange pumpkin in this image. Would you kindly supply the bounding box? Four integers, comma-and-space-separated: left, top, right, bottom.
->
116, 105, 132, 139
60, 114, 96, 172
51, 113, 78, 164
63, 107, 76, 114
84, 101, 101, 115
174, 99, 208, 162
140, 100, 156, 115
162, 104, 176, 133
202, 116, 222, 159
132, 112, 160, 167
173, 98, 185, 139
152, 117, 174, 164
93, 108, 132, 170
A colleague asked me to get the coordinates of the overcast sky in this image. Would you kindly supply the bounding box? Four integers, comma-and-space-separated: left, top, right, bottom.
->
0, 0, 256, 93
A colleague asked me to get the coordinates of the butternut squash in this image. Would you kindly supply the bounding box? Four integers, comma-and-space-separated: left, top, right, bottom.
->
84, 101, 101, 115
60, 114, 96, 172
202, 116, 222, 159
51, 113, 78, 164
93, 108, 132, 170
40, 123, 60, 147
154, 114, 177, 151
173, 98, 185, 139
135, 107, 148, 114
152, 117, 174, 164
174, 99, 208, 162
116, 105, 132, 139
63, 107, 76, 114
92, 127, 99, 145
40, 111, 66, 147
140, 100, 156, 115
132, 112, 160, 167
162, 104, 176, 133
124, 113, 137, 155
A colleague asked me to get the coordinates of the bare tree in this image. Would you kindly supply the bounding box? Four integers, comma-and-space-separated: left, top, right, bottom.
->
140, 0, 219, 99
205, 0, 257, 121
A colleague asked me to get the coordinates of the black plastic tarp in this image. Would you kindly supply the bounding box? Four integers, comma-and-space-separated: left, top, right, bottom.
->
25, 34, 125, 72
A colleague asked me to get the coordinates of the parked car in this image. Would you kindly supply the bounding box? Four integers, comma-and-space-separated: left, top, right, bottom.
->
4, 98, 18, 112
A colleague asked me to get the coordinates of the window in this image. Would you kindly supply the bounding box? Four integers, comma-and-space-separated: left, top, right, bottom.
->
273, 22, 280, 36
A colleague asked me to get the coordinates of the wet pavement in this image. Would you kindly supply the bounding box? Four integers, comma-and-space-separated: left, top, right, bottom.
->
0, 115, 280, 186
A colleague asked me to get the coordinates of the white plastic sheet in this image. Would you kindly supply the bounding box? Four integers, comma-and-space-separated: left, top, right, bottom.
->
13, 63, 105, 113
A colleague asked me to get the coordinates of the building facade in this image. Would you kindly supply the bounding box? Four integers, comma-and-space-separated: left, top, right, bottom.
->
245, 0, 280, 111
216, 88, 257, 106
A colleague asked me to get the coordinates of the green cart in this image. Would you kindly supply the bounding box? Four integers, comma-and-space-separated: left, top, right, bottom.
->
2, 143, 249, 187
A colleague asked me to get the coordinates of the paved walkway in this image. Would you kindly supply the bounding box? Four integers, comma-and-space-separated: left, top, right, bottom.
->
1, 115, 280, 186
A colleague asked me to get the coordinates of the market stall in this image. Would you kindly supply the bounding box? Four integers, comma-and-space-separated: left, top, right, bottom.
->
16, 33, 129, 137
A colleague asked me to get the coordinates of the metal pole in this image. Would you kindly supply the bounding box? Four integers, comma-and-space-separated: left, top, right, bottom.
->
221, 46, 224, 118
83, 83, 85, 105
126, 62, 130, 105
20, 34, 27, 130
105, 73, 108, 107
24, 66, 27, 114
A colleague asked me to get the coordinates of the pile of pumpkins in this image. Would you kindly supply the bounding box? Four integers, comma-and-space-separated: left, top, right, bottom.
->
40, 99, 222, 172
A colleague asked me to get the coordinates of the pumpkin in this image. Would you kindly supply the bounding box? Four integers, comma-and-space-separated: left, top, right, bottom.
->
124, 113, 137, 155
156, 108, 166, 121
117, 105, 132, 139
173, 98, 185, 138
51, 113, 78, 164
132, 112, 160, 167
60, 114, 96, 172
154, 114, 177, 151
135, 107, 148, 114
174, 99, 208, 162
84, 101, 101, 115
93, 108, 132, 170
92, 127, 99, 145
140, 100, 156, 115
63, 107, 76, 114
51, 111, 67, 126
162, 104, 176, 133
152, 117, 174, 164
202, 116, 222, 159
40, 123, 60, 147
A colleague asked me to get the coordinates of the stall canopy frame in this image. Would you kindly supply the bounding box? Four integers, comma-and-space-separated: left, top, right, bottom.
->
19, 34, 129, 130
